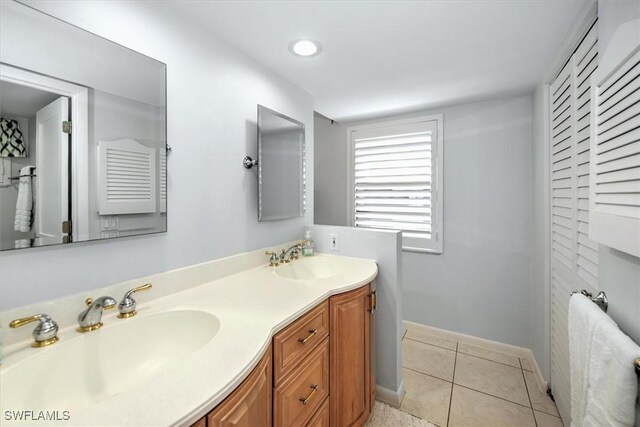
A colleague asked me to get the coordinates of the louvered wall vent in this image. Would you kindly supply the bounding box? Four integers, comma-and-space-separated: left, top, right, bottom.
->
98, 138, 157, 215
590, 46, 640, 257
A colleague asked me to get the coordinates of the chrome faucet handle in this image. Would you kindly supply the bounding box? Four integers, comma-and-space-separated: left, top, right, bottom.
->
265, 250, 279, 267
289, 247, 300, 261
77, 296, 116, 332
118, 283, 152, 319
9, 314, 59, 348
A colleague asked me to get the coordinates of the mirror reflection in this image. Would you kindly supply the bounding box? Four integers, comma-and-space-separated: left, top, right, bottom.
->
258, 105, 305, 221
0, 1, 166, 251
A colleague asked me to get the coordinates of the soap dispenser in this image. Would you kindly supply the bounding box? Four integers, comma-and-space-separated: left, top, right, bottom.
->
302, 230, 314, 257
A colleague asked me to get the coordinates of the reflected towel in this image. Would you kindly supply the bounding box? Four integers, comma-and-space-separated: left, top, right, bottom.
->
14, 239, 30, 249
14, 166, 34, 232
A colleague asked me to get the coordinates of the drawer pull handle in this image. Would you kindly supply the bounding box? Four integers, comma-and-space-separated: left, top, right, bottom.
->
299, 384, 319, 405
297, 329, 318, 344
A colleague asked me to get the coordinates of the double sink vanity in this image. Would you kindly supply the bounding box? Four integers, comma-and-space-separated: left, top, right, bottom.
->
0, 252, 378, 426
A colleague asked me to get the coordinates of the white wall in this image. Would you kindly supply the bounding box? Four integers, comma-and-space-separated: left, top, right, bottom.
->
530, 84, 551, 379
0, 1, 314, 310
314, 113, 348, 226
314, 95, 535, 348
309, 225, 404, 401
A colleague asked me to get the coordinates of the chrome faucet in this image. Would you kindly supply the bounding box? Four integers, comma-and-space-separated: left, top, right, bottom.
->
280, 243, 302, 263
9, 314, 59, 347
77, 296, 116, 332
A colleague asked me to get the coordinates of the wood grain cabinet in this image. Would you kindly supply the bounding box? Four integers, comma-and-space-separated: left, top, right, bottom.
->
191, 283, 374, 427
207, 346, 273, 427
329, 284, 374, 427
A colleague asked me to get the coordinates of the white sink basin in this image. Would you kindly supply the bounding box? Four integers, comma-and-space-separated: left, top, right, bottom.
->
275, 256, 347, 280
0, 309, 219, 413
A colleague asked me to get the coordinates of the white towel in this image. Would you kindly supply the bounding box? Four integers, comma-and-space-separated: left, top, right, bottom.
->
14, 239, 30, 248
569, 293, 640, 427
14, 166, 33, 232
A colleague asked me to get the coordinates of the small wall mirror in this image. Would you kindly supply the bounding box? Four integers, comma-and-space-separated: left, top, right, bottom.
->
258, 105, 305, 221
0, 2, 166, 251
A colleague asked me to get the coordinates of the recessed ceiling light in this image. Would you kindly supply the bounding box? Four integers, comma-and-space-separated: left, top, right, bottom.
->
290, 40, 321, 57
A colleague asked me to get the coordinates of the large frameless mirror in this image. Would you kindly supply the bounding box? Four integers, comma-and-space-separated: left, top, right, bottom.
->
0, 1, 167, 251
257, 105, 306, 221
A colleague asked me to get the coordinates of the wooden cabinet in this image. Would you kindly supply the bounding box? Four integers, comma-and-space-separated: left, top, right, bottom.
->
273, 339, 329, 426
273, 301, 329, 384
306, 398, 329, 427
192, 283, 373, 427
207, 346, 273, 427
329, 284, 373, 427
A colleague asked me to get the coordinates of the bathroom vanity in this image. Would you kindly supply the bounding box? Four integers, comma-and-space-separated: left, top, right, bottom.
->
197, 282, 375, 427
0, 253, 377, 427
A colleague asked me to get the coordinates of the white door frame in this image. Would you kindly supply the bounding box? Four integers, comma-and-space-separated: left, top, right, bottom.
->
0, 63, 90, 241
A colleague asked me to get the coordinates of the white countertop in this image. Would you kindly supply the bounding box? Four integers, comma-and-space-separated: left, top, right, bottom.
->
0, 254, 377, 426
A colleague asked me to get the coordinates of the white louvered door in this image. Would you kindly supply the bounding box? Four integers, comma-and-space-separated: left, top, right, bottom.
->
590, 45, 640, 257
549, 23, 599, 425
98, 138, 157, 215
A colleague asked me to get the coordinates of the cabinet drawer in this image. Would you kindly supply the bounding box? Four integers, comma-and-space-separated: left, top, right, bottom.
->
274, 338, 329, 427
273, 301, 329, 384
306, 398, 329, 427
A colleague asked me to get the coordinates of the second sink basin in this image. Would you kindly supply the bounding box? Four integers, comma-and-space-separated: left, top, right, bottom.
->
275, 255, 347, 280
0, 309, 220, 413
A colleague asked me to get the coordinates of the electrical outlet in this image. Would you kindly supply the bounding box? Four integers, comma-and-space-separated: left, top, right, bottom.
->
329, 233, 339, 251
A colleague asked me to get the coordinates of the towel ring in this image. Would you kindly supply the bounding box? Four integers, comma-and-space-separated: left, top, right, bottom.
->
635, 358, 640, 376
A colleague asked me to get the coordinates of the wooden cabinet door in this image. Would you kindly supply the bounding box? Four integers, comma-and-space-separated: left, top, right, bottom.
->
208, 347, 273, 427
329, 284, 371, 427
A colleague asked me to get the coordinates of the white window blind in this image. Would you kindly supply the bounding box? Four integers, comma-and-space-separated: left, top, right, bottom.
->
349, 116, 443, 253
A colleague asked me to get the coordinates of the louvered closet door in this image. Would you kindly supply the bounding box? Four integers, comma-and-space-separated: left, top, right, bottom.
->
549, 23, 599, 425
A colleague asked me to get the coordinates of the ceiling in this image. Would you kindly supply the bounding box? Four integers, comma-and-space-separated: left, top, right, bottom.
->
0, 80, 60, 118
165, 0, 586, 122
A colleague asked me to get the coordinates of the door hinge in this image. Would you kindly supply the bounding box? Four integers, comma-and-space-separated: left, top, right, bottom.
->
62, 121, 72, 134
62, 220, 72, 234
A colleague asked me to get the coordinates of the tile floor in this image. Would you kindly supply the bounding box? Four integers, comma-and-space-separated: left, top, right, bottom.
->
398, 326, 564, 427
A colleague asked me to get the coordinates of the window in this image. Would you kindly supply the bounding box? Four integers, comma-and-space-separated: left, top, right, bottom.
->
347, 115, 443, 253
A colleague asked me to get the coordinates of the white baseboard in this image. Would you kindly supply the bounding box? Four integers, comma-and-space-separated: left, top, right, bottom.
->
376, 380, 405, 408
403, 320, 548, 394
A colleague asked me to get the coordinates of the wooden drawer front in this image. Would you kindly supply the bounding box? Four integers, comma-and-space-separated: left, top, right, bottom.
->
274, 301, 329, 384
274, 339, 329, 427
306, 398, 329, 427
208, 346, 272, 427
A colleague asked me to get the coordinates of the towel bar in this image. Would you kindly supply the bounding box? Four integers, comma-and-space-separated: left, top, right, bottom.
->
8, 174, 36, 180
571, 289, 608, 312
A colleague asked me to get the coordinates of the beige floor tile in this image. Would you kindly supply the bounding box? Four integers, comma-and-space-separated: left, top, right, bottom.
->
457, 342, 520, 368
404, 329, 457, 351
454, 353, 530, 406
403, 339, 456, 381
524, 370, 560, 416
400, 368, 452, 426
520, 357, 533, 371
534, 410, 564, 427
448, 385, 536, 427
